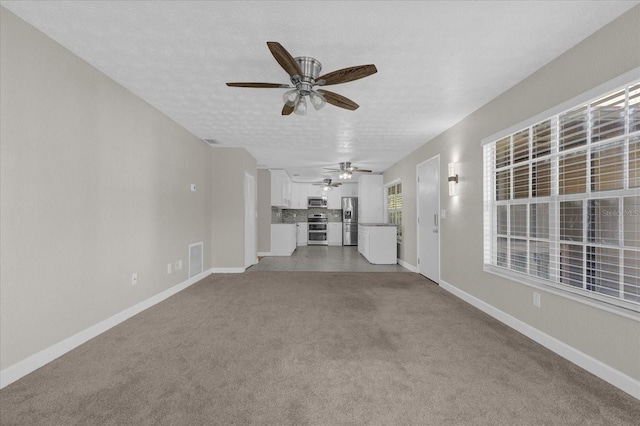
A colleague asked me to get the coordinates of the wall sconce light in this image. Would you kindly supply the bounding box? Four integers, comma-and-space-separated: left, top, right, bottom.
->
448, 162, 459, 196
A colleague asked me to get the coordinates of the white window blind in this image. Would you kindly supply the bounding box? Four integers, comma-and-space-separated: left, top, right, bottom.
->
386, 182, 403, 237
483, 81, 640, 312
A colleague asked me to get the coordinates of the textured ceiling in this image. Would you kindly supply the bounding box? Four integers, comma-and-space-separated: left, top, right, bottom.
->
2, 1, 638, 182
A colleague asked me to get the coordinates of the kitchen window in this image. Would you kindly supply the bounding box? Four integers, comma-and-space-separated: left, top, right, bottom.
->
483, 80, 640, 312
386, 181, 402, 240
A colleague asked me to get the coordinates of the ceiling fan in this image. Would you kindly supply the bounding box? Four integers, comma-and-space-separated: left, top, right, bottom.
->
226, 42, 377, 115
323, 162, 372, 179
312, 179, 342, 191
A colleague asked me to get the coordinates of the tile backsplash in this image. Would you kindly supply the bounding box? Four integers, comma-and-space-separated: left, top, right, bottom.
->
271, 207, 283, 223
271, 207, 342, 223
282, 208, 342, 223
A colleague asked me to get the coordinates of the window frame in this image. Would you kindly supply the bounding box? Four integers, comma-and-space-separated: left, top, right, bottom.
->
482, 69, 640, 317
385, 179, 403, 243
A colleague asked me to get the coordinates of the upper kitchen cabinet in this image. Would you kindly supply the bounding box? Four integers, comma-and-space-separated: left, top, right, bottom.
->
290, 182, 308, 209
358, 175, 384, 223
341, 182, 358, 197
307, 184, 325, 197
271, 169, 292, 208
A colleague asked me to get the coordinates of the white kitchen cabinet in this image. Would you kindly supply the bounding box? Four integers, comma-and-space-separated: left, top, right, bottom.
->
271, 170, 292, 208
358, 224, 397, 264
291, 183, 308, 209
271, 224, 296, 255
327, 222, 342, 245
357, 224, 366, 256
358, 175, 384, 224
341, 182, 358, 197
327, 186, 342, 209
307, 184, 325, 197
296, 222, 308, 246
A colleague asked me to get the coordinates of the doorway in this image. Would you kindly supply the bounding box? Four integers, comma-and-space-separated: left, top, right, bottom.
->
417, 156, 440, 283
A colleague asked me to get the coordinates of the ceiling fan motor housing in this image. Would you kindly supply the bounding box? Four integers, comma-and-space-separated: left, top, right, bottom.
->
293, 57, 322, 95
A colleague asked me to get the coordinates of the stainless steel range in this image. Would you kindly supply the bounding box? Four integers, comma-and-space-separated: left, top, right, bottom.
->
308, 213, 328, 245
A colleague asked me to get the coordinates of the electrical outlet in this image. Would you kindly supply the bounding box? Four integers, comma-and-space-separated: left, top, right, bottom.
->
533, 292, 541, 307
178, 259, 183, 270
131, 273, 138, 285
190, 184, 196, 192
167, 263, 172, 274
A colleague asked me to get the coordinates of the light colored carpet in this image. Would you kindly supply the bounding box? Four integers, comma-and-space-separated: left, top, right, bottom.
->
1, 272, 639, 425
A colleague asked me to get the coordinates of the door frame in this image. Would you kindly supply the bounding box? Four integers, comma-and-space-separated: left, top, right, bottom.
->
416, 155, 441, 283
244, 172, 257, 268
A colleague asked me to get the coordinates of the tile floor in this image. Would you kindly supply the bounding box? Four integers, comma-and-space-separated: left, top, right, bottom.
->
247, 245, 411, 272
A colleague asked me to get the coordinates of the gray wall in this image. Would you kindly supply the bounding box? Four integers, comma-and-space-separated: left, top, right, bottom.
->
210, 147, 257, 268
384, 6, 640, 381
0, 8, 255, 372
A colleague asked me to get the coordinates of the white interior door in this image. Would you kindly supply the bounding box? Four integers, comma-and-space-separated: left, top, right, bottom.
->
244, 173, 257, 268
417, 156, 440, 282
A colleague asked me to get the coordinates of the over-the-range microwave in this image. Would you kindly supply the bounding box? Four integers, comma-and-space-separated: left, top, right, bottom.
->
308, 196, 327, 208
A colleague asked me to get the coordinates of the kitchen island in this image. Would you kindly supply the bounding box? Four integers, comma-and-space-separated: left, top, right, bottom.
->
271, 223, 296, 256
357, 224, 398, 264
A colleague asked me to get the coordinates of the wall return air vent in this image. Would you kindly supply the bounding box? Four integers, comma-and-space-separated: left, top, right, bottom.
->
189, 242, 203, 278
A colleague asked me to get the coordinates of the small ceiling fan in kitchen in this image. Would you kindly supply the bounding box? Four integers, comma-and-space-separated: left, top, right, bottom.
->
323, 162, 372, 179
312, 179, 342, 191
226, 42, 377, 115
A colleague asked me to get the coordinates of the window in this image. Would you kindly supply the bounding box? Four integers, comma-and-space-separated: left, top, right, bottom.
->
483, 81, 640, 311
386, 181, 402, 240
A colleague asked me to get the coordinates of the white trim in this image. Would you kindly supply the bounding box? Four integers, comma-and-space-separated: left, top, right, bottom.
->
439, 279, 640, 400
398, 258, 418, 272
211, 267, 246, 273
257, 251, 272, 257
0, 268, 214, 389
481, 66, 640, 145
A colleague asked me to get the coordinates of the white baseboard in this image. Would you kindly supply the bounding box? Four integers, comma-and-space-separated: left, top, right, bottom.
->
0, 268, 213, 389
257, 251, 272, 257
398, 259, 417, 272
211, 267, 246, 273
439, 279, 640, 400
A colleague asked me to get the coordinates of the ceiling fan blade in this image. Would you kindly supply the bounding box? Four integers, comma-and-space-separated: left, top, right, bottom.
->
282, 104, 294, 115
267, 42, 303, 77
317, 64, 377, 86
318, 90, 359, 111
226, 82, 291, 88
353, 168, 372, 173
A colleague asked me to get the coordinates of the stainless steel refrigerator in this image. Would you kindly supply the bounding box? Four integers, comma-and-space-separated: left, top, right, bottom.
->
342, 197, 358, 246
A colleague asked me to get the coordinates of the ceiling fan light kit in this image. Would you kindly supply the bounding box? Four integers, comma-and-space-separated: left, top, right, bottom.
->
282, 89, 299, 107
313, 178, 342, 190
324, 162, 372, 179
294, 96, 307, 115
226, 42, 377, 116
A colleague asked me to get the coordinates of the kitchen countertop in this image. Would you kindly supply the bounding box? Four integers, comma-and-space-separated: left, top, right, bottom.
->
359, 223, 398, 227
